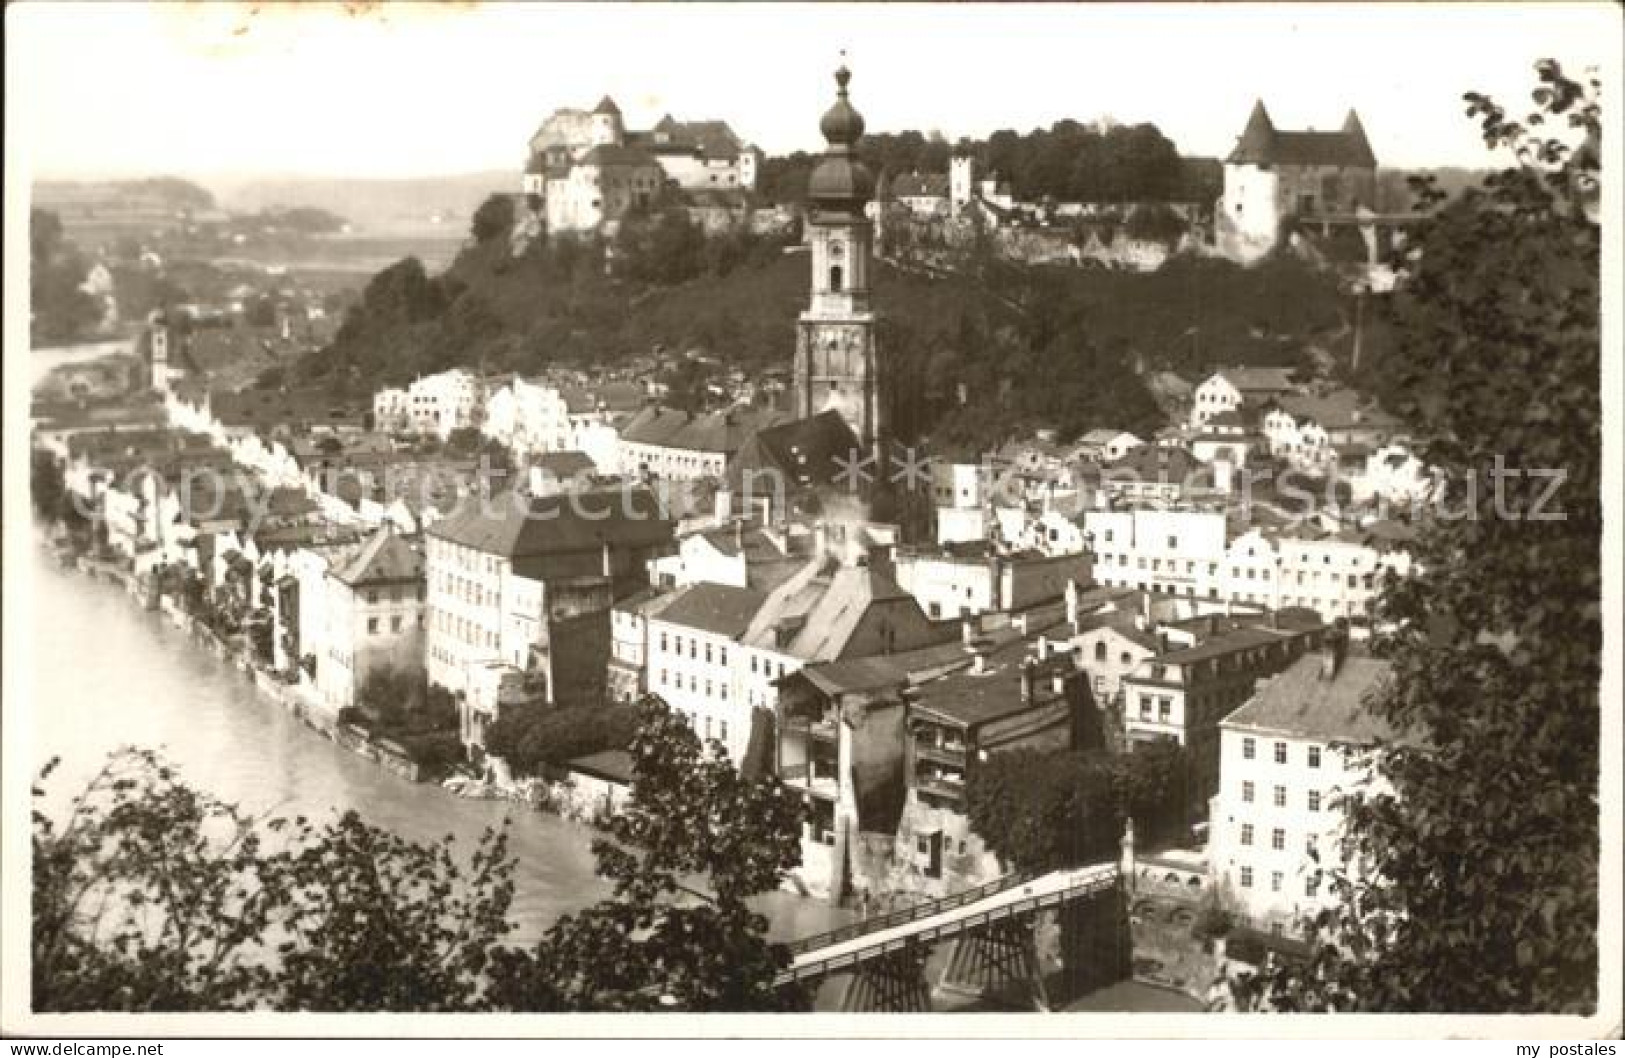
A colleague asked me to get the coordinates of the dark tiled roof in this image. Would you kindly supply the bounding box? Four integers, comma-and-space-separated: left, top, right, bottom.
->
534, 450, 597, 478
1222, 654, 1394, 743
726, 409, 859, 495
1215, 367, 1299, 394
654, 582, 767, 638
622, 405, 791, 455
1226, 100, 1377, 169
891, 173, 949, 199
580, 144, 661, 169
428, 486, 673, 557
568, 748, 634, 785
333, 527, 424, 587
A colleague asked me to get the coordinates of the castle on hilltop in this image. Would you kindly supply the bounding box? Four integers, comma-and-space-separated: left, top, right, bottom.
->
521, 96, 763, 233
1215, 99, 1378, 262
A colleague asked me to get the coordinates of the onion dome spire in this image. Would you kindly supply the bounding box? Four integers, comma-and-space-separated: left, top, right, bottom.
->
808, 58, 875, 209
820, 64, 866, 149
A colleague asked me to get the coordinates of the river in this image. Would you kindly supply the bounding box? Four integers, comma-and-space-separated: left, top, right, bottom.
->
25, 540, 851, 947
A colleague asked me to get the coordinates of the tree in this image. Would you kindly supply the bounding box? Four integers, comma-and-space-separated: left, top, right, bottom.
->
34, 697, 808, 1012
32, 750, 511, 1012
487, 697, 809, 1010
1236, 60, 1601, 1015
966, 746, 1185, 873
484, 698, 639, 776
471, 193, 516, 245
30, 208, 101, 343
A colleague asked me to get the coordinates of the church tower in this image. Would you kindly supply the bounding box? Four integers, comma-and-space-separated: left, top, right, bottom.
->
794, 64, 882, 448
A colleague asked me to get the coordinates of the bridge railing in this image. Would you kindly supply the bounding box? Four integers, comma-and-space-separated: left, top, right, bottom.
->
784, 869, 1041, 956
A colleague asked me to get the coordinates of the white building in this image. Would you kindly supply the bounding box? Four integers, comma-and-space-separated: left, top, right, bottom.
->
311, 527, 427, 714
406, 369, 482, 439
1210, 650, 1394, 935
374, 387, 410, 433
1190, 368, 1298, 428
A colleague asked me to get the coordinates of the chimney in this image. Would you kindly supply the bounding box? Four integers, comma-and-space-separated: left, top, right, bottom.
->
734, 517, 745, 552
1065, 578, 1080, 630
961, 613, 979, 646
972, 645, 990, 675
1136, 592, 1153, 631
1014, 612, 1029, 636
1036, 635, 1050, 660
601, 539, 614, 579
1020, 658, 1036, 705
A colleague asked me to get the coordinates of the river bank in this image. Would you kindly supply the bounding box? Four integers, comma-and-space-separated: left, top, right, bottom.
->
28, 530, 853, 948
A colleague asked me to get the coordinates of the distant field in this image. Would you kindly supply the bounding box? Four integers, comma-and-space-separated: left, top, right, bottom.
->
217, 232, 469, 275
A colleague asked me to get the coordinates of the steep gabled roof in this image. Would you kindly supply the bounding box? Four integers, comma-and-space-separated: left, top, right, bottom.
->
1227, 99, 1377, 169
726, 409, 859, 496
332, 527, 424, 587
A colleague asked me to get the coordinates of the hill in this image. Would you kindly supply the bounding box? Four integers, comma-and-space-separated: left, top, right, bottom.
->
290, 207, 1364, 450
209, 171, 514, 234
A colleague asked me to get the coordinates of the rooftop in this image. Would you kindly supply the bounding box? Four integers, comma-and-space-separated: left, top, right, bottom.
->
427, 486, 672, 557
332, 526, 424, 587
1222, 653, 1395, 744
654, 581, 768, 639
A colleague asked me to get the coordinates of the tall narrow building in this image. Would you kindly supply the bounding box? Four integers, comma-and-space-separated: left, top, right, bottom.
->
793, 64, 882, 448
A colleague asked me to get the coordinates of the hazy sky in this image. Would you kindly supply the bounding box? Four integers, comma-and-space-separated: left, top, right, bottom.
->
10, 2, 1619, 182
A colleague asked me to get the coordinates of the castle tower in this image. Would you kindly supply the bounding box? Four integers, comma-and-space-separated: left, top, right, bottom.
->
590, 95, 624, 147
793, 64, 882, 447
949, 154, 975, 218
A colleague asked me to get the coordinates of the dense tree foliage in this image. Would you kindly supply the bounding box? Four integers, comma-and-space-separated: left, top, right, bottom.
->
30, 209, 102, 343
967, 743, 1187, 872
487, 697, 808, 1010
470, 192, 516, 245
1236, 60, 1601, 1014
34, 698, 806, 1011
757, 123, 1208, 206
483, 698, 639, 777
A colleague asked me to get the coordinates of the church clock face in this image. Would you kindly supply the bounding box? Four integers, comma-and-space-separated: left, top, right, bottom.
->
828, 240, 845, 260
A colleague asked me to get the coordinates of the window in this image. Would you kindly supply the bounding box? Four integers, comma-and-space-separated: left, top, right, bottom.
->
1306, 875, 1320, 898
1242, 780, 1255, 803
1308, 790, 1322, 812
1240, 824, 1254, 846
1239, 867, 1253, 888
1271, 871, 1283, 893
367, 617, 379, 634
1273, 785, 1287, 808
719, 648, 728, 667
705, 644, 713, 664
1274, 741, 1288, 764
1095, 642, 1107, 662
1157, 697, 1171, 723
391, 615, 402, 633
1243, 737, 1256, 760
829, 265, 843, 292
1139, 695, 1152, 720
1307, 745, 1322, 768
720, 720, 728, 741
1271, 828, 1285, 851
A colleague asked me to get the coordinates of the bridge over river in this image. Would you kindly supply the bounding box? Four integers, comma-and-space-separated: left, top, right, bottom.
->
780, 863, 1129, 1011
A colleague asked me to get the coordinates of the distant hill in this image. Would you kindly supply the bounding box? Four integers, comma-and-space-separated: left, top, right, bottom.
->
209, 171, 515, 234
287, 202, 1369, 452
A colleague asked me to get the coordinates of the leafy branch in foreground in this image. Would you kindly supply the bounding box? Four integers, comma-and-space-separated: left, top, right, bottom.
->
33, 696, 808, 1012
1232, 58, 1601, 1015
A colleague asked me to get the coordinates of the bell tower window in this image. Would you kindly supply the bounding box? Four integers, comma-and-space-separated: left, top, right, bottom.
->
829, 266, 843, 293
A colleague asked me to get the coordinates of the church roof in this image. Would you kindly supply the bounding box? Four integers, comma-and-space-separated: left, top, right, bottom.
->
726, 409, 860, 497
